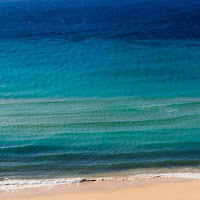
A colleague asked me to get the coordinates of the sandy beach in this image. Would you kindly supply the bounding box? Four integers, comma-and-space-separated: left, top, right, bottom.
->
2, 176, 200, 200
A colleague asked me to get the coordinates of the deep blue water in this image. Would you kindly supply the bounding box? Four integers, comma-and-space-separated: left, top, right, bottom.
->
0, 0, 200, 179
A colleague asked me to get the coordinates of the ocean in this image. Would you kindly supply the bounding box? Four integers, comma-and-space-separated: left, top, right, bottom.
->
0, 0, 200, 184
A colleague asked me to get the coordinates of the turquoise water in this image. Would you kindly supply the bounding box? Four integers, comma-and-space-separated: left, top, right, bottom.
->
0, 0, 200, 180
1, 39, 200, 98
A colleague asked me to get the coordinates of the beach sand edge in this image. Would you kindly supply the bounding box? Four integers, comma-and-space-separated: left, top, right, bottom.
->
2, 178, 200, 200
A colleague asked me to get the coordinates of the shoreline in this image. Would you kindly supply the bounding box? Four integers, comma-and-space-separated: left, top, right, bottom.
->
1, 172, 200, 199
2, 179, 200, 200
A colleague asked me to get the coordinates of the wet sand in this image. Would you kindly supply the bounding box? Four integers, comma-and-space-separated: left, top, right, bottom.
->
2, 177, 200, 200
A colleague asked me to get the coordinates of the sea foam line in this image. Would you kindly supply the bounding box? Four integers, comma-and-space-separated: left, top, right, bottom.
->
1, 173, 200, 191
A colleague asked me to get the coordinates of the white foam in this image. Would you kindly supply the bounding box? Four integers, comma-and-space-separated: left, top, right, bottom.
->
130, 173, 200, 180
1, 173, 200, 191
